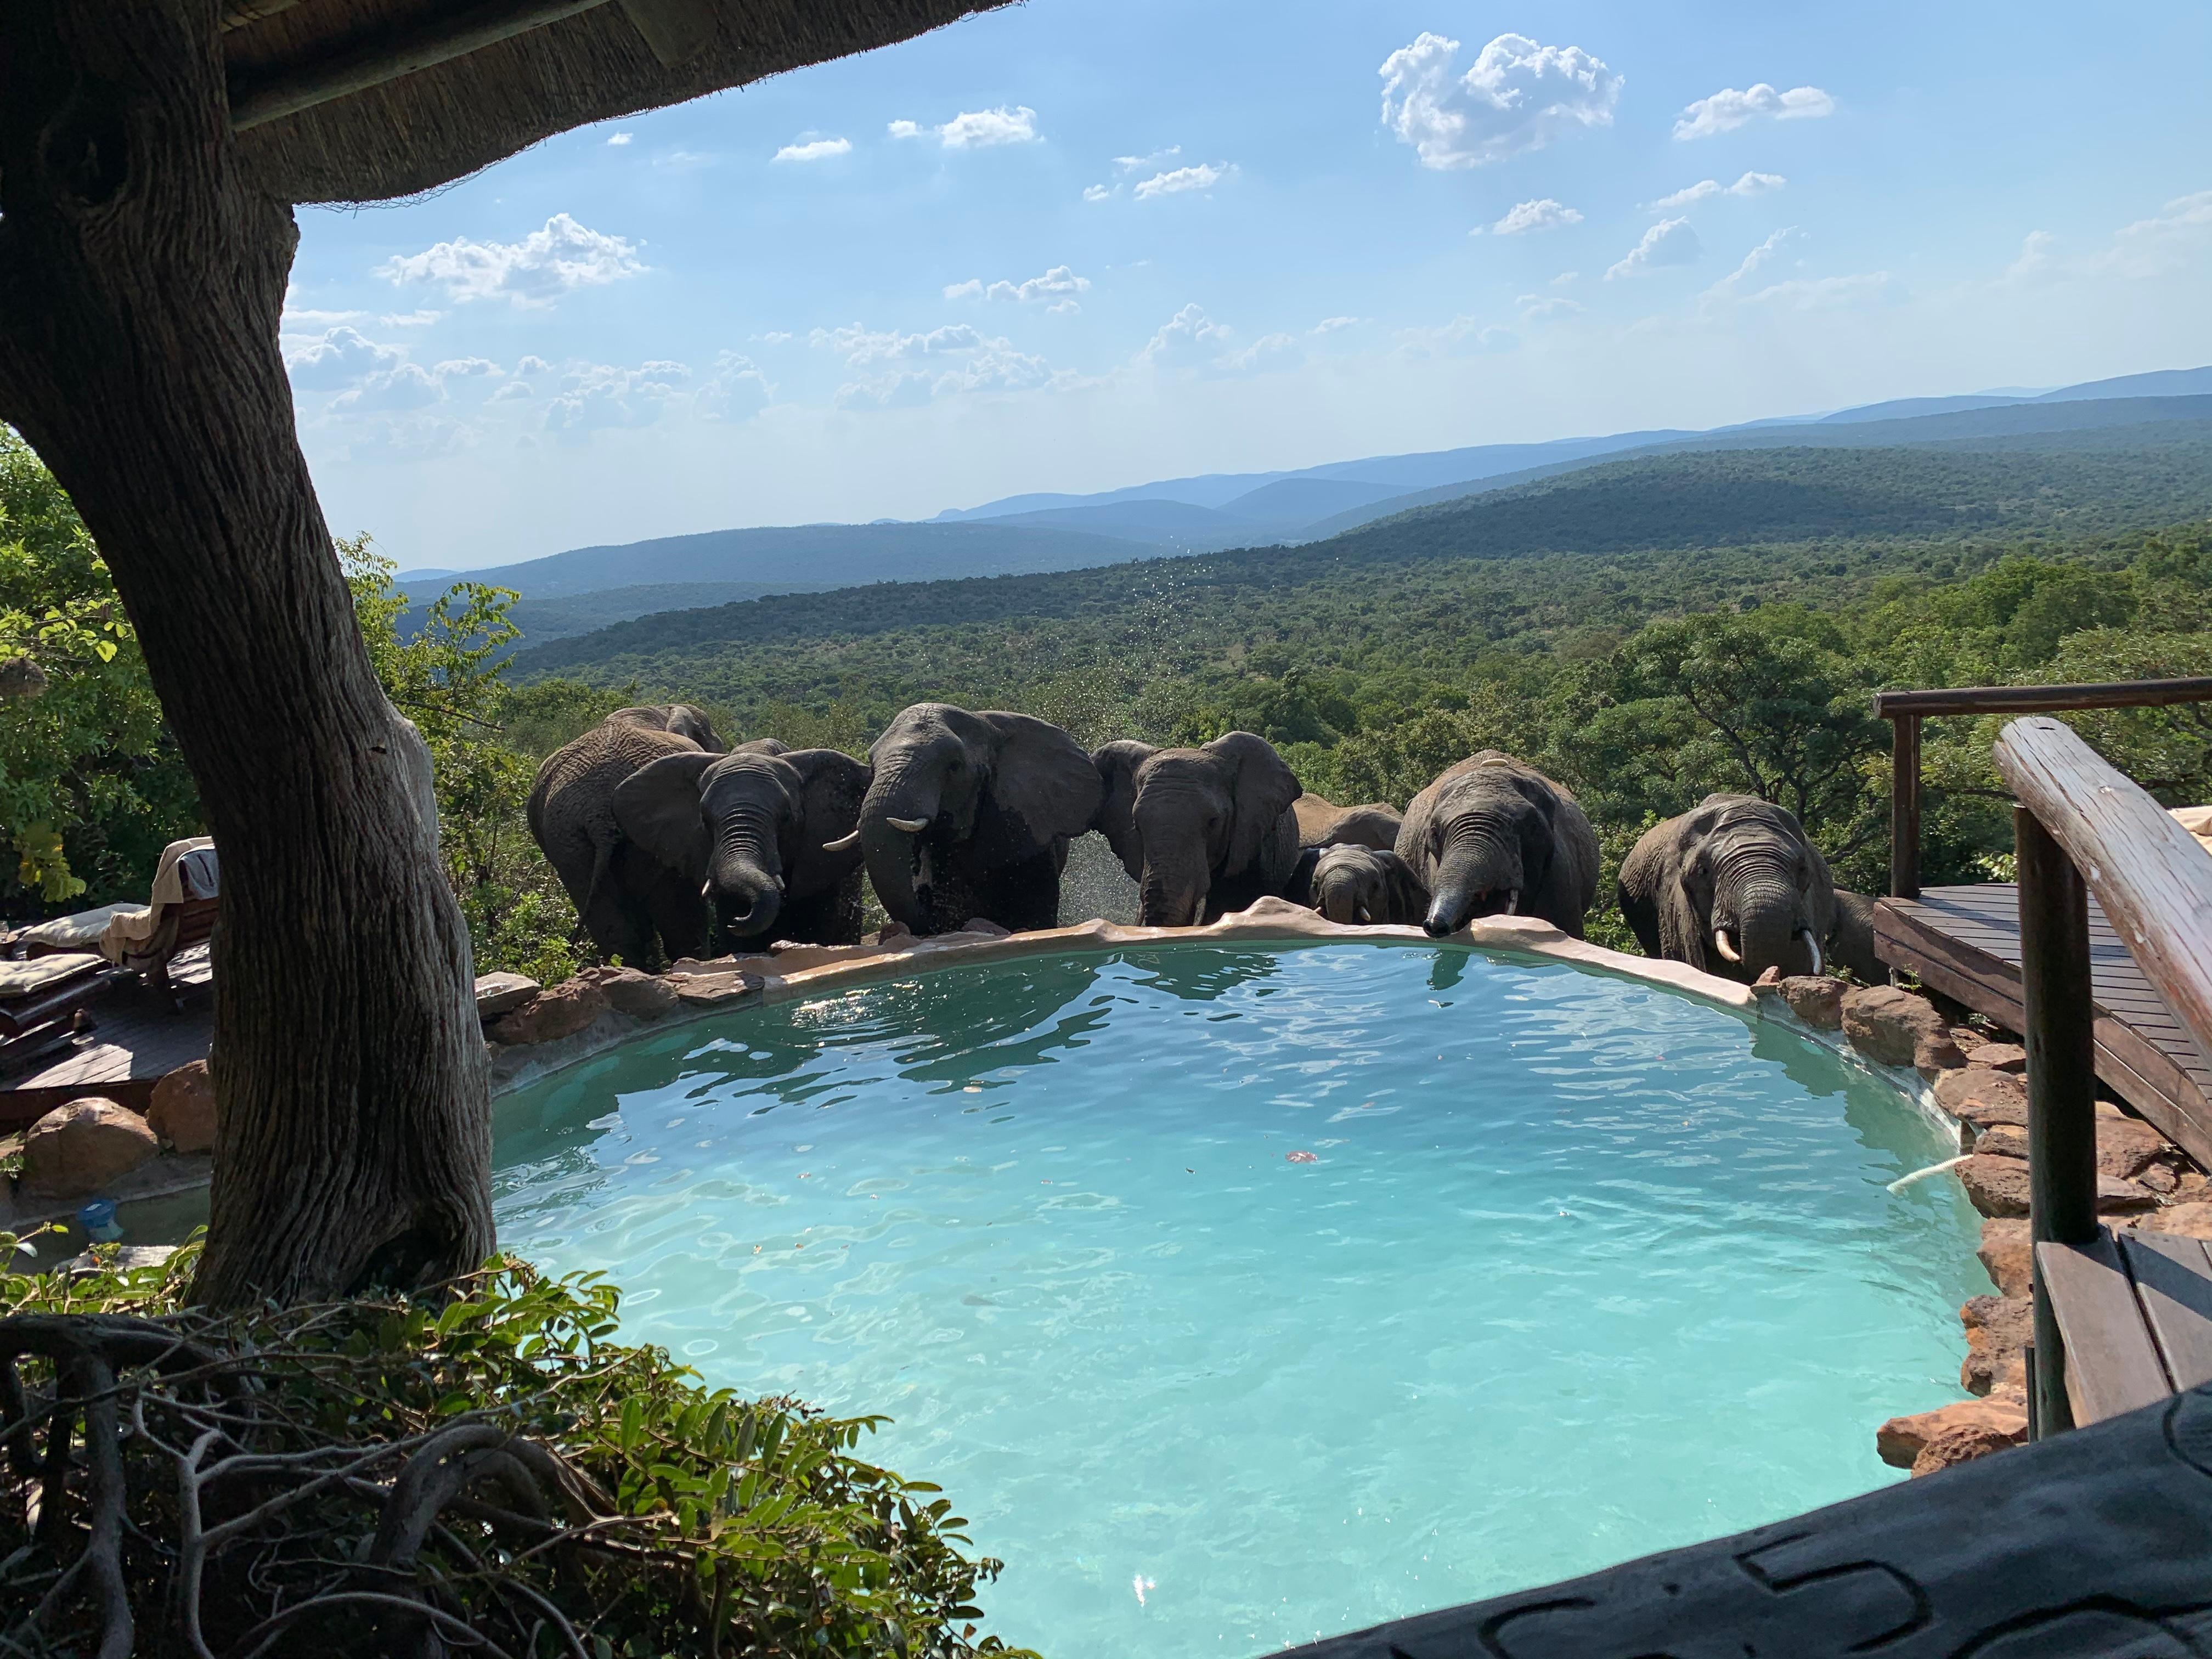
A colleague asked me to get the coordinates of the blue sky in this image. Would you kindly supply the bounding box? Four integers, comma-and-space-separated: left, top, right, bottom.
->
280, 0, 2212, 570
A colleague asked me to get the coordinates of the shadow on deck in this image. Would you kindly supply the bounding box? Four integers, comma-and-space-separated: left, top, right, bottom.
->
0, 945, 211, 1131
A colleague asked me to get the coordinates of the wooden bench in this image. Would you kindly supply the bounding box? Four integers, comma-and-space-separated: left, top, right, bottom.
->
2038, 1227, 2212, 1427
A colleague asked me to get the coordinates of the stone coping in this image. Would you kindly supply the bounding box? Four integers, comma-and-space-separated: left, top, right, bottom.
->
486, 896, 1758, 1102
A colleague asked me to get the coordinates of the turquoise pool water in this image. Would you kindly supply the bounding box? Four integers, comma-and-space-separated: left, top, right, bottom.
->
491, 944, 1984, 1656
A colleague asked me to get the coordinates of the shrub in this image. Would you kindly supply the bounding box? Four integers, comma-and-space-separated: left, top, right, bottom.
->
0, 1238, 1036, 1658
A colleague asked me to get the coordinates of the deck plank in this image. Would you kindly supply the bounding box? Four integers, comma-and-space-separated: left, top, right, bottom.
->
2118, 1231, 2212, 1395
2038, 1232, 2172, 1425
0, 947, 212, 1128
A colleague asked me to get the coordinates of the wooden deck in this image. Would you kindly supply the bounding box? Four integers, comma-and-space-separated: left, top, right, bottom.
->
2039, 1227, 2212, 1426
1876, 883, 2212, 1171
0, 946, 212, 1130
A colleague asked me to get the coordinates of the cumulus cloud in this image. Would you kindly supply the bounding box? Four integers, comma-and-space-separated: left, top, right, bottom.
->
1517, 292, 1582, 321
1651, 171, 1786, 210
379, 309, 444, 328
432, 357, 500, 379
377, 213, 645, 307
2097, 190, 2212, 278
1674, 84, 1835, 140
1215, 332, 1301, 375
1487, 198, 1582, 235
946, 266, 1092, 305
698, 351, 773, 419
811, 321, 1053, 405
515, 355, 552, 375
332, 363, 444, 414
1606, 217, 1702, 279
1134, 162, 1234, 200
1082, 183, 1114, 203
607, 132, 633, 146
2007, 229, 2058, 284
1379, 32, 1621, 170
1139, 303, 1235, 369
1116, 146, 1182, 172
1703, 227, 1801, 297
889, 106, 1039, 148
1311, 315, 1364, 334
774, 136, 851, 162
285, 325, 403, 390
544, 360, 691, 435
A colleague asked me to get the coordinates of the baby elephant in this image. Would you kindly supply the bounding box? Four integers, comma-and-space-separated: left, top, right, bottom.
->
613, 740, 872, 953
1093, 731, 1304, 926
1397, 752, 1599, 938
1617, 793, 1835, 983
1294, 844, 1429, 926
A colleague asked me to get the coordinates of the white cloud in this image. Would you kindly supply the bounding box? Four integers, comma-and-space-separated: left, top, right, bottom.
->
1115, 146, 1182, 172
489, 380, 533, 403
1139, 303, 1235, 369
889, 106, 1039, 149
1737, 272, 1901, 310
515, 355, 552, 375
1082, 183, 1114, 203
698, 351, 773, 420
755, 331, 793, 346
1651, 171, 1786, 210
284, 306, 365, 327
774, 136, 851, 163
1379, 32, 1621, 170
285, 325, 402, 390
1393, 313, 1513, 359
2097, 190, 2212, 277
1488, 198, 1583, 235
811, 321, 1055, 405
1674, 84, 1835, 140
607, 132, 633, 146
377, 213, 645, 307
1217, 332, 1302, 375
2007, 229, 2058, 284
332, 362, 444, 413
1702, 227, 1802, 298
544, 360, 691, 435
1134, 162, 1234, 200
379, 309, 444, 328
1311, 315, 1364, 334
432, 357, 500, 378
1517, 292, 1582, 321
1606, 217, 1702, 279
1551, 270, 1578, 286
949, 265, 1092, 305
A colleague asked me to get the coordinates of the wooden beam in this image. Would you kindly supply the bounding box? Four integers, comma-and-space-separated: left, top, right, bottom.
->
1995, 716, 2212, 1080
2036, 1234, 2172, 1426
1889, 713, 1920, 899
1874, 675, 2212, 720
228, 0, 621, 131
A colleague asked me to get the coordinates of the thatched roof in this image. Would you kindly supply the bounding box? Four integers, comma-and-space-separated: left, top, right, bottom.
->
223, 0, 1016, 204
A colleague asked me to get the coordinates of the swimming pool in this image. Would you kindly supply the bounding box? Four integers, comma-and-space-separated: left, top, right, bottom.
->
491, 943, 1984, 1657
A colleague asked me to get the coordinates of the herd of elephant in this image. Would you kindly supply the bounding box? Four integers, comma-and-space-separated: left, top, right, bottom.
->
527, 701, 1888, 988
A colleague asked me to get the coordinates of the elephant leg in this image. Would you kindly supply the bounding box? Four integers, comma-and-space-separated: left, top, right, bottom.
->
779, 879, 863, 947
641, 868, 710, 967
985, 849, 1064, 933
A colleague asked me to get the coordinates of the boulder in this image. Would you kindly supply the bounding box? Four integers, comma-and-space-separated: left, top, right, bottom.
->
2140, 1163, 2181, 1195
579, 965, 679, 1022
1841, 985, 1960, 1072
1955, 1093, 2028, 1138
668, 970, 762, 1009
1777, 975, 1844, 1030
1978, 1217, 2033, 1299
1876, 1395, 2028, 1469
1972, 1122, 2027, 1161
2140, 1201, 2212, 1242
1932, 1066, 2028, 1119
1960, 1294, 2033, 1396
1973, 1042, 2028, 1074
873, 922, 913, 946
487, 978, 608, 1046
20, 1098, 159, 1198
2094, 1114, 2177, 1182
1912, 1417, 2028, 1477
961, 917, 1012, 938
146, 1060, 218, 1154
1957, 1155, 2031, 1218
473, 972, 540, 1020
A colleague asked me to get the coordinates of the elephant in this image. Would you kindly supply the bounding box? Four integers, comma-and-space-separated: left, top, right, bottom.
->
1293, 794, 1403, 853
1092, 731, 1305, 926
527, 704, 725, 965
1829, 888, 1888, 985
1292, 843, 1429, 926
1617, 793, 1837, 983
612, 740, 872, 954
859, 703, 1103, 935
1397, 752, 1600, 938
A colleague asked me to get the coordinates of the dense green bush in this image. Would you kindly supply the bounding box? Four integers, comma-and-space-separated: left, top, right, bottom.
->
0, 1237, 1036, 1658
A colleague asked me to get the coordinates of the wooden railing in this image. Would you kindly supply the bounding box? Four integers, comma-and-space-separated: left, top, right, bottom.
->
1991, 716, 2212, 1435
1874, 675, 2212, 899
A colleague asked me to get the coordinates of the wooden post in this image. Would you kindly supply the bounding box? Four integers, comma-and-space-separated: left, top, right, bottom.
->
2017, 806, 2099, 1437
1890, 715, 1921, 900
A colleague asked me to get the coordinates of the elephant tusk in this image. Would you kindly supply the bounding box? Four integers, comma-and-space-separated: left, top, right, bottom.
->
1356, 905, 1372, 924
822, 830, 861, 852
887, 816, 930, 833
1799, 928, 1823, 976
1504, 892, 1519, 916
701, 881, 714, 899
1713, 928, 1741, 963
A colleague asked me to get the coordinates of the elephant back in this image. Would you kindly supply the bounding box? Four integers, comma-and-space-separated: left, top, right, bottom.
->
528, 719, 708, 903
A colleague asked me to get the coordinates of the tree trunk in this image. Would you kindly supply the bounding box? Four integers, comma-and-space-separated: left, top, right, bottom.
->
0, 0, 493, 1305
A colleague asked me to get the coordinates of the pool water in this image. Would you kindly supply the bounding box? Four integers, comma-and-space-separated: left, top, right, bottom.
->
492, 944, 1984, 1656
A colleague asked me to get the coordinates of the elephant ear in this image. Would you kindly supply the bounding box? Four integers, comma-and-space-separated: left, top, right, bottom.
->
782, 749, 872, 890
1383, 850, 1430, 927
1208, 731, 1302, 878
613, 751, 717, 884
978, 713, 1104, 848
1091, 740, 1155, 880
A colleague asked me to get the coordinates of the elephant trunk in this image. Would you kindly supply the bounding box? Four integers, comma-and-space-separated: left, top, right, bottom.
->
860, 765, 942, 931
708, 807, 783, 943
1424, 825, 1522, 938
1138, 856, 1210, 928
1316, 870, 1362, 925
1713, 859, 1816, 981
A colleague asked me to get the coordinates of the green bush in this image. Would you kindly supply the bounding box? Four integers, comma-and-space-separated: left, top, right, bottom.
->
0, 1237, 1037, 1658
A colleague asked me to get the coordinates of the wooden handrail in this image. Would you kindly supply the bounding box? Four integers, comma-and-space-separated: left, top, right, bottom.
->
1875, 676, 2212, 720
1875, 676, 2212, 898
1994, 718, 2212, 1074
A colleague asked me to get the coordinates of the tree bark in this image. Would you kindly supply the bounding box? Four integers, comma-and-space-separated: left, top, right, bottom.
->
0, 0, 493, 1304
